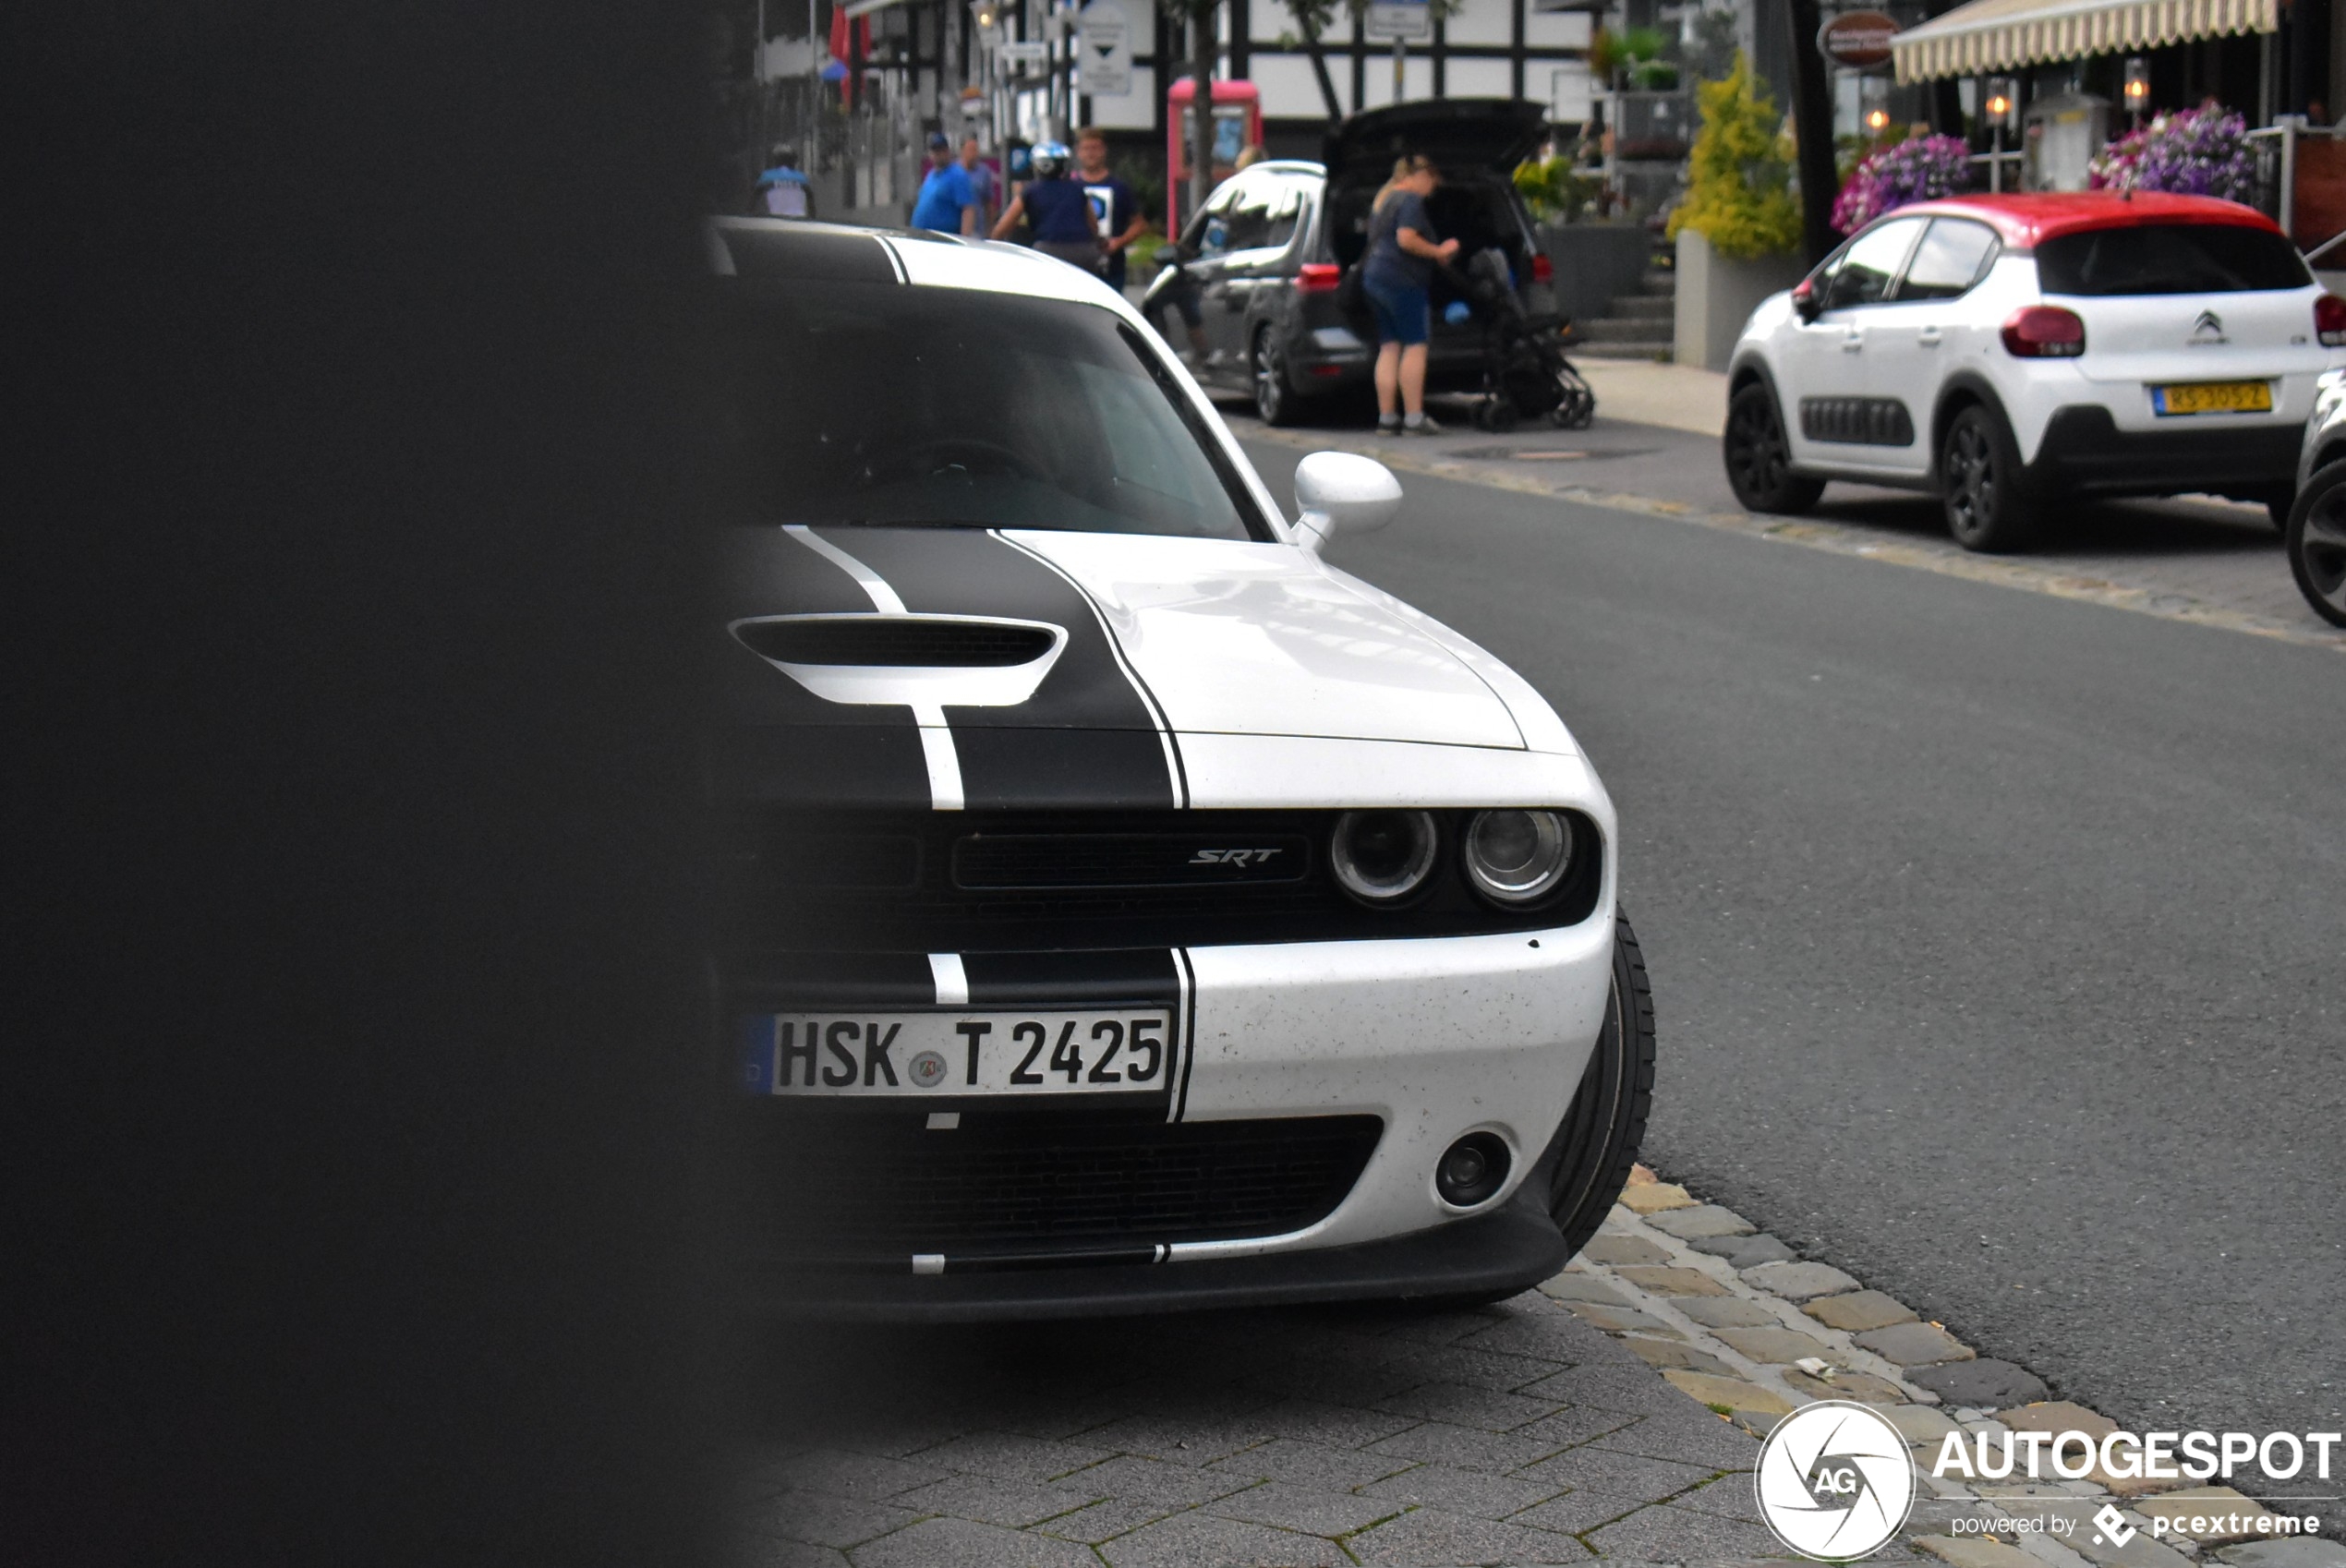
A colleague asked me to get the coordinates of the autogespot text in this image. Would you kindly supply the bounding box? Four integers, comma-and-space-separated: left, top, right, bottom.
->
1929, 1429, 2340, 1538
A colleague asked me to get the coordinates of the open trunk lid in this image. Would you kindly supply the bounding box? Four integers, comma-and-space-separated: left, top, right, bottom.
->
1322, 99, 1548, 187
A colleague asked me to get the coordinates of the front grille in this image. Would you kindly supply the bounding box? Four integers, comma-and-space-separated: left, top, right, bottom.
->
733, 616, 1057, 667
726, 809, 1604, 951
756, 1112, 1383, 1255
953, 833, 1311, 889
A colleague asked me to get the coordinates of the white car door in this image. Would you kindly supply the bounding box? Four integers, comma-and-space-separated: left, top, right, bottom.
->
1859, 217, 2002, 478
1781, 217, 1927, 471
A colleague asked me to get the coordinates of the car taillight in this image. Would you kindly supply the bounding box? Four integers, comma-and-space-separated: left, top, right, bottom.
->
1298, 262, 1341, 293
2001, 305, 2086, 358
1530, 253, 1554, 284
2316, 293, 2346, 346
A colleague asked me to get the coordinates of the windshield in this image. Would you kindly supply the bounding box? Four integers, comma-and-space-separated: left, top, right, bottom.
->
2035, 223, 2311, 296
705, 280, 1272, 540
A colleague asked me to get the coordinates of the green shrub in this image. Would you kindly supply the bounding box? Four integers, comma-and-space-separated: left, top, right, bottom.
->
1666, 52, 1800, 260
1514, 155, 1602, 223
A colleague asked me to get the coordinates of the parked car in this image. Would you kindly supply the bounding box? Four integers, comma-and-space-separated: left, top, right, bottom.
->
2282, 367, 2346, 626
1722, 192, 2346, 551
1142, 99, 1558, 427
706, 216, 1651, 1318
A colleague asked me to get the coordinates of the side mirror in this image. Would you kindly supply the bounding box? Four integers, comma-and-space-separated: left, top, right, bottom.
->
1792, 277, 1822, 323
1292, 451, 1401, 551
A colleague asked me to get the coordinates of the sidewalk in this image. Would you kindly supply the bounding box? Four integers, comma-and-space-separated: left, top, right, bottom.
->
1572, 361, 1728, 439
738, 1171, 2346, 1568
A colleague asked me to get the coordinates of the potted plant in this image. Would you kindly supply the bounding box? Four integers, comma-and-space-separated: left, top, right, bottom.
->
1832, 133, 1971, 234
1667, 53, 1805, 369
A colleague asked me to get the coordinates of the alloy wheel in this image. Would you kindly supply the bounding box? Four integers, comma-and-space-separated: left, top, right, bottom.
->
1727, 399, 1785, 496
1252, 333, 1288, 426
1946, 422, 1993, 538
2297, 484, 2346, 624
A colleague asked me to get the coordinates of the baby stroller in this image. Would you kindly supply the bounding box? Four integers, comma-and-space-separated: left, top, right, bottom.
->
1445, 248, 1596, 433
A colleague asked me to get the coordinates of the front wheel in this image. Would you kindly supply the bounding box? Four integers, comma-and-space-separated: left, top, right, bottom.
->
1546, 911, 1657, 1256
1723, 382, 1823, 514
1940, 404, 2037, 552
2286, 461, 2346, 627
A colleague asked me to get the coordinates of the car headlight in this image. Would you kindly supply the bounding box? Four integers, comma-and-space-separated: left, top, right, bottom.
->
1330, 810, 1438, 904
1461, 809, 1574, 905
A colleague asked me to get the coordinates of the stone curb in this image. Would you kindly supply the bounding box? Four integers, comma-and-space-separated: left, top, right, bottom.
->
1561, 1167, 2346, 1568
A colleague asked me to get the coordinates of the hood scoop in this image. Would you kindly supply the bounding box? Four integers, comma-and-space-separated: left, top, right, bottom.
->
731, 613, 1067, 708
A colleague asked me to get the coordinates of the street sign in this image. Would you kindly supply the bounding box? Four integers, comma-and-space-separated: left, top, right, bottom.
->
1817, 10, 1898, 69
1078, 0, 1132, 97
1364, 0, 1432, 42
997, 39, 1049, 67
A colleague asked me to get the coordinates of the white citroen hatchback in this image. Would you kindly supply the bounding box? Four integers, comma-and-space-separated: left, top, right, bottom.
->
1723, 192, 2346, 550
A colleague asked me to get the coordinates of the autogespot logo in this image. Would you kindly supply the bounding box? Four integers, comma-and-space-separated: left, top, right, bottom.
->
1756, 1401, 1917, 1561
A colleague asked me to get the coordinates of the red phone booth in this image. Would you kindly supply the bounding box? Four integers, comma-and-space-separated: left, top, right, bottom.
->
1165, 78, 1262, 234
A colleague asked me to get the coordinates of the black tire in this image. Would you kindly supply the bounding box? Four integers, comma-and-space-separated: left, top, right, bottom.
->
1723, 382, 1824, 515
2286, 460, 2346, 627
1545, 911, 1658, 1257
1940, 403, 2037, 552
1252, 328, 1304, 428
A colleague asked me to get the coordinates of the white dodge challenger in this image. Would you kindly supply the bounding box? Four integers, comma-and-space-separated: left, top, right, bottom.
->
708, 217, 1652, 1318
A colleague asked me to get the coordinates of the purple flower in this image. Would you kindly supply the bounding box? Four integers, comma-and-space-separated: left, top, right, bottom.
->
2091, 103, 2255, 203
1833, 135, 1973, 234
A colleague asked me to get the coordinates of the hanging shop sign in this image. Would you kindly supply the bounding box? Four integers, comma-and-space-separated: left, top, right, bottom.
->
1818, 10, 1899, 69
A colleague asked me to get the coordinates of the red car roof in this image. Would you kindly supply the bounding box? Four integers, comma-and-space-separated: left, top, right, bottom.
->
1880, 192, 2281, 250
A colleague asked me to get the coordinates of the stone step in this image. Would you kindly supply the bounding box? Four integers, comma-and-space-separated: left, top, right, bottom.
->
1639, 269, 1677, 293
1575, 342, 1674, 360
1609, 294, 1675, 319
1578, 315, 1673, 343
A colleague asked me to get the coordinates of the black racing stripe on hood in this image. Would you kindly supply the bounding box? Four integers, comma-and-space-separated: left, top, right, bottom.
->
705, 724, 933, 811
822, 527, 1177, 810
961, 949, 1179, 1007
715, 525, 925, 730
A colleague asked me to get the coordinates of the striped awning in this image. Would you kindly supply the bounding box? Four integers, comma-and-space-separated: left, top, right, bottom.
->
1891, 0, 2279, 82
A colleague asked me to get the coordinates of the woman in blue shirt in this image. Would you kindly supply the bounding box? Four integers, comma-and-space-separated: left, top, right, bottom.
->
1361, 154, 1458, 435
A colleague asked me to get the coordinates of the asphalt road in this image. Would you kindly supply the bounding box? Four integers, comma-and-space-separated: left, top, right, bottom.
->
1242, 436, 2346, 1456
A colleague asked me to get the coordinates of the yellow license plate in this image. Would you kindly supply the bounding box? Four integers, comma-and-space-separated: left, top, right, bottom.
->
2151, 380, 2273, 416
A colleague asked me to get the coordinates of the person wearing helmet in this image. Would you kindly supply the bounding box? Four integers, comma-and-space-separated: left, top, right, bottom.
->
989, 140, 1104, 274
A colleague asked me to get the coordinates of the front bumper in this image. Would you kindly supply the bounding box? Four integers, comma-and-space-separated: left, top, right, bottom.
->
764, 1182, 1572, 1321
2024, 404, 2303, 499
738, 913, 1617, 1313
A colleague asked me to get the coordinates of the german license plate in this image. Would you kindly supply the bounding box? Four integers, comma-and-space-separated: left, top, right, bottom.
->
742, 1008, 1175, 1097
2151, 380, 2273, 416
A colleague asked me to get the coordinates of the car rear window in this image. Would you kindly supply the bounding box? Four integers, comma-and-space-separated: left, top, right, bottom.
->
2035, 223, 2311, 296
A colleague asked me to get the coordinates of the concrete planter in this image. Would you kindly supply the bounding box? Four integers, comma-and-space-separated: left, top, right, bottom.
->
1674, 229, 1805, 372
1540, 223, 1653, 328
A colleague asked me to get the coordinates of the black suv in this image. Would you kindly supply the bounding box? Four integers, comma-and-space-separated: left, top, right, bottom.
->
1143, 100, 1556, 426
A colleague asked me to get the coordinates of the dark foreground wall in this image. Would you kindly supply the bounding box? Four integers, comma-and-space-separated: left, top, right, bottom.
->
7, 5, 735, 1563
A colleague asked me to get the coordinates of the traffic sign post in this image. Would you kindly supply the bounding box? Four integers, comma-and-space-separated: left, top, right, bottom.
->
1364, 0, 1428, 102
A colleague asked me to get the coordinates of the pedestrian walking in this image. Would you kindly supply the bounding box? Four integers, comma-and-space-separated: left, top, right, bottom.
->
989, 141, 1103, 273
959, 136, 999, 231
1362, 153, 1457, 436
908, 131, 979, 236
1073, 127, 1148, 295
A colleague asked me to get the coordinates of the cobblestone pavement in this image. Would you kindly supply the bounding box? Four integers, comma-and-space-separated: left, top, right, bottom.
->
741, 1169, 2346, 1568
1216, 403, 2346, 654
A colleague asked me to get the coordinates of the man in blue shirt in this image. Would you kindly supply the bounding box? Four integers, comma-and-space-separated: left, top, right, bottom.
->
908, 131, 978, 235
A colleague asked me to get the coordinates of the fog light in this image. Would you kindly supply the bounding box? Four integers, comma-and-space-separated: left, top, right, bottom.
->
1435, 1132, 1510, 1207
1330, 809, 1437, 904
